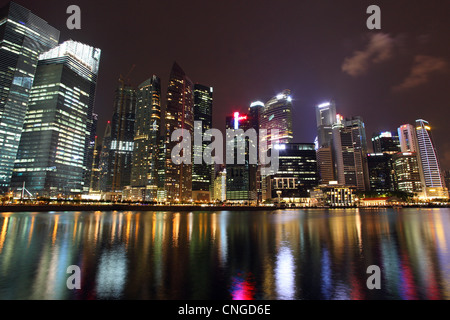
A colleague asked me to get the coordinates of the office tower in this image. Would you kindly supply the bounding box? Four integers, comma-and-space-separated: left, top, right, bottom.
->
0, 2, 60, 191
392, 152, 422, 194
225, 112, 257, 202
107, 85, 137, 192
130, 75, 161, 200
192, 83, 213, 202
89, 136, 102, 192
316, 146, 335, 184
156, 135, 166, 201
98, 121, 111, 192
444, 170, 450, 197
213, 168, 227, 202
316, 101, 337, 148
267, 143, 319, 203
164, 62, 194, 202
398, 124, 418, 153
11, 40, 101, 196
315, 101, 337, 184
260, 89, 293, 147
367, 153, 394, 192
415, 119, 448, 199
372, 131, 400, 154
332, 116, 370, 191
84, 112, 98, 192
249, 101, 264, 202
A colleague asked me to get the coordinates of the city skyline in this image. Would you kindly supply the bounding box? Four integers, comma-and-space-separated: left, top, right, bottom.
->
3, 0, 449, 171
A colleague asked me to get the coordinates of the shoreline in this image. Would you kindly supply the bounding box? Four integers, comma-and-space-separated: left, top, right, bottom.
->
0, 203, 449, 212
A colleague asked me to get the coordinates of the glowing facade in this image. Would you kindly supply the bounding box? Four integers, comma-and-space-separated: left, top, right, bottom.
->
0, 2, 59, 191
11, 40, 101, 196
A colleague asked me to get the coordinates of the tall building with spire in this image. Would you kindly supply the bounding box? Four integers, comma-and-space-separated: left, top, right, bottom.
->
163, 62, 194, 202
11, 40, 101, 196
130, 75, 161, 200
0, 1, 60, 191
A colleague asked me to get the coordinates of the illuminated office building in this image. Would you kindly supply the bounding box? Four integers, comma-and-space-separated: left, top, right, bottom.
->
130, 75, 161, 200
260, 89, 293, 147
106, 85, 136, 192
371, 131, 400, 154
249, 100, 264, 202
367, 153, 394, 192
164, 62, 194, 202
398, 124, 418, 153
267, 143, 319, 203
332, 116, 370, 191
392, 152, 422, 194
315, 101, 337, 184
192, 83, 213, 202
415, 119, 448, 199
225, 112, 257, 202
0, 2, 59, 191
11, 40, 101, 196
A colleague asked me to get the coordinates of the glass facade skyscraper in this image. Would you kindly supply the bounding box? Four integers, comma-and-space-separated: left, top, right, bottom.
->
130, 75, 161, 200
164, 62, 194, 202
0, 2, 59, 191
11, 40, 101, 196
192, 83, 213, 201
107, 85, 137, 192
260, 89, 293, 147
415, 119, 447, 199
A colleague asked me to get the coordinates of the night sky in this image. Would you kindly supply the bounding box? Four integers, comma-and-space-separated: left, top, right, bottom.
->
4, 0, 450, 169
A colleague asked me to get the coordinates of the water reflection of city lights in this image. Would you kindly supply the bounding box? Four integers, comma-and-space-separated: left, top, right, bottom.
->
230, 272, 256, 300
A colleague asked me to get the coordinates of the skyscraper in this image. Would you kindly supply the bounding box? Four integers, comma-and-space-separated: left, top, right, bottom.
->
332, 116, 370, 191
260, 89, 293, 147
367, 153, 394, 192
315, 101, 337, 184
398, 124, 418, 153
249, 101, 264, 202
371, 131, 400, 154
415, 119, 448, 199
392, 152, 422, 194
267, 143, 319, 204
130, 75, 161, 200
98, 121, 112, 192
11, 40, 101, 196
192, 83, 213, 202
316, 101, 337, 148
0, 2, 60, 191
107, 85, 137, 193
225, 112, 256, 202
164, 62, 194, 202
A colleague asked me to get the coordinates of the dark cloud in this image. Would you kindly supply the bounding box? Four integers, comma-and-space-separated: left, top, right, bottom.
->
393, 55, 448, 92
341, 33, 396, 77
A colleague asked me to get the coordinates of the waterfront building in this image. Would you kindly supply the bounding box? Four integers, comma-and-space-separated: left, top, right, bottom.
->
0, 1, 60, 191
311, 183, 357, 207
213, 169, 226, 202
415, 119, 448, 199
106, 85, 137, 192
98, 121, 111, 192
367, 153, 394, 192
11, 40, 101, 197
192, 84, 213, 202
266, 143, 319, 204
260, 89, 293, 147
163, 62, 194, 202
315, 101, 337, 184
130, 75, 161, 201
89, 135, 102, 192
392, 152, 422, 195
225, 112, 257, 202
332, 116, 370, 191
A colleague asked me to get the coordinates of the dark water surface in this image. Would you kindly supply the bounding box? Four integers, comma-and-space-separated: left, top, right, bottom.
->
1, 208, 449, 300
